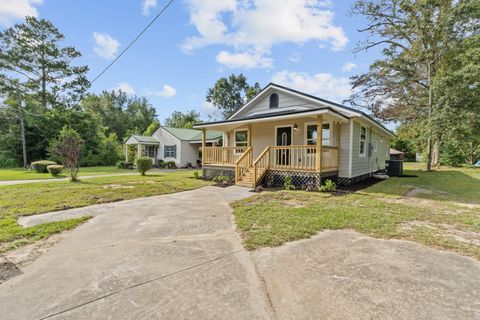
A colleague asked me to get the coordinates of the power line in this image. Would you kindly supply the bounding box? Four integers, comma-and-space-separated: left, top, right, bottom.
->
90, 0, 176, 84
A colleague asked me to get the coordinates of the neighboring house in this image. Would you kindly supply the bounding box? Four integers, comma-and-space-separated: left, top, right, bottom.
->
193, 83, 395, 188
389, 148, 405, 160
125, 127, 222, 168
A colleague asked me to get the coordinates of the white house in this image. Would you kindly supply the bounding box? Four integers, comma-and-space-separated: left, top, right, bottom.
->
193, 83, 394, 188
125, 127, 222, 168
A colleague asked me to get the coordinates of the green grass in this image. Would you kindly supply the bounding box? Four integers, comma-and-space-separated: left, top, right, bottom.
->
0, 166, 132, 181
233, 165, 480, 259
0, 170, 212, 251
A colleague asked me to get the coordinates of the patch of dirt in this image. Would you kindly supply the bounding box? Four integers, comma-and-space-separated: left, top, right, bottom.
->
379, 195, 480, 214
281, 200, 305, 208
103, 184, 135, 189
405, 186, 449, 197
400, 221, 480, 246
1, 232, 70, 284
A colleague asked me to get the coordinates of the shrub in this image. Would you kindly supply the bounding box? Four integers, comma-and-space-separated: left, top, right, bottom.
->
158, 159, 166, 168
136, 157, 152, 175
47, 164, 64, 176
165, 161, 176, 169
48, 126, 83, 182
213, 175, 231, 186
319, 179, 337, 192
193, 171, 201, 179
31, 160, 57, 173
0, 153, 18, 168
284, 176, 295, 190
116, 161, 124, 169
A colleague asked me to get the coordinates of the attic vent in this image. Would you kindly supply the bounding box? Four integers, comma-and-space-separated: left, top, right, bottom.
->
269, 93, 279, 108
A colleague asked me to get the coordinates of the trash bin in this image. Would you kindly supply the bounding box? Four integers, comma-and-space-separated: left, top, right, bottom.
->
386, 160, 403, 177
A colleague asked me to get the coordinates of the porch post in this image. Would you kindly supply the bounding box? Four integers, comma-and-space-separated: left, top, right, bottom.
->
316, 115, 323, 172
247, 124, 252, 147
201, 128, 206, 166
336, 122, 340, 169
137, 144, 142, 159
125, 144, 128, 162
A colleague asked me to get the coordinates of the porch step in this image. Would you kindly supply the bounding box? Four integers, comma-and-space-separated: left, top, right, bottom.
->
236, 181, 254, 188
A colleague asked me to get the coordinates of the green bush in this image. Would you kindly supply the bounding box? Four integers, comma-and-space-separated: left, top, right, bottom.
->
284, 176, 295, 190
0, 153, 18, 168
158, 159, 166, 168
116, 161, 124, 169
47, 164, 64, 176
193, 171, 201, 179
319, 179, 337, 192
165, 161, 176, 169
136, 157, 152, 175
31, 160, 57, 173
213, 175, 231, 186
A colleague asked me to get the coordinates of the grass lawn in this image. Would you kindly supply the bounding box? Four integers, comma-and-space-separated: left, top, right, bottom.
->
0, 166, 133, 181
233, 164, 480, 259
0, 170, 211, 251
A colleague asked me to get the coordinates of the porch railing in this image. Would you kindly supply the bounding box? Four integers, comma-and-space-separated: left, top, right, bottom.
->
235, 147, 253, 183
203, 146, 248, 166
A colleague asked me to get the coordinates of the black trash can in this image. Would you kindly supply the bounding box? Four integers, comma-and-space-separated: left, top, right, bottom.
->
386, 160, 403, 177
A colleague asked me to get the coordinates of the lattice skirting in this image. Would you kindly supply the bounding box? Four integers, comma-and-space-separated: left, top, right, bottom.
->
202, 166, 235, 181
337, 172, 374, 185
259, 170, 338, 190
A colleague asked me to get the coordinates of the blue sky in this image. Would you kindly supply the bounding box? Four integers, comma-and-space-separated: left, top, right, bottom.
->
0, 0, 383, 123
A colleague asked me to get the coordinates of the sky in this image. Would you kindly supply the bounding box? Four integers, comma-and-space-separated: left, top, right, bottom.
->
0, 0, 384, 123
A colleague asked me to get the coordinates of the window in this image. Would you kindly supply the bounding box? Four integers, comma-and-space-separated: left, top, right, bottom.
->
306, 123, 330, 146
269, 93, 279, 108
359, 126, 366, 156
235, 130, 248, 147
164, 145, 176, 158
144, 145, 158, 158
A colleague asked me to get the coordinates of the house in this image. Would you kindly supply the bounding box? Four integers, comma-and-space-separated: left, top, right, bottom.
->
389, 148, 405, 160
125, 127, 222, 168
193, 83, 395, 188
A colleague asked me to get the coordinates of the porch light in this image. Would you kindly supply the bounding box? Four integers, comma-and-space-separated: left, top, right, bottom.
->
293, 124, 298, 132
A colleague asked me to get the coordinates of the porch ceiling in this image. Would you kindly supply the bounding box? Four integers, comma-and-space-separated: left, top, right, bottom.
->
193, 108, 348, 132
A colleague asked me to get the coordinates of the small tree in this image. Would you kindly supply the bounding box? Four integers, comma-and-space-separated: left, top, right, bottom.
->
136, 157, 152, 176
48, 126, 83, 182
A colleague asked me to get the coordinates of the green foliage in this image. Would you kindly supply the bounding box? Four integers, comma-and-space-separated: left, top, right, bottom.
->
319, 179, 337, 192
47, 164, 63, 176
48, 126, 83, 182
136, 157, 152, 175
158, 159, 166, 168
0, 153, 18, 168
206, 74, 262, 119
31, 160, 57, 173
164, 110, 200, 129
143, 119, 161, 135
193, 171, 201, 179
283, 176, 295, 190
213, 175, 231, 186
165, 161, 176, 169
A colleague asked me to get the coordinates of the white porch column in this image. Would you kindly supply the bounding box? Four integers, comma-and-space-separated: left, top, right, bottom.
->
125, 144, 128, 162
316, 115, 323, 173
137, 144, 142, 159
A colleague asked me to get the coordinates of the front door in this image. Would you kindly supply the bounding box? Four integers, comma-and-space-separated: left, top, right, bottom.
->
276, 126, 292, 166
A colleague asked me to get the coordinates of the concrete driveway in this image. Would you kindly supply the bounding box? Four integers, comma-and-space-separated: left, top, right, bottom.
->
1, 186, 480, 319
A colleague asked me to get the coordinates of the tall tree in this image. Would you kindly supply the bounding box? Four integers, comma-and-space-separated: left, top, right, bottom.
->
206, 74, 261, 118
164, 110, 201, 128
348, 0, 477, 171
0, 16, 90, 109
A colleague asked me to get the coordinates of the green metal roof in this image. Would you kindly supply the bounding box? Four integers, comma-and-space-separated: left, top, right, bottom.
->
162, 127, 222, 141
130, 135, 159, 143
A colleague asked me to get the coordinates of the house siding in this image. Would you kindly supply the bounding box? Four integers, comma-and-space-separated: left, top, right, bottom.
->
233, 91, 318, 119
181, 141, 200, 167
153, 128, 182, 167
338, 121, 350, 178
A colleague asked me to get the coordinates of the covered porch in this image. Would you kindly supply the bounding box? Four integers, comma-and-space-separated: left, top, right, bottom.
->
124, 135, 160, 164
196, 109, 347, 188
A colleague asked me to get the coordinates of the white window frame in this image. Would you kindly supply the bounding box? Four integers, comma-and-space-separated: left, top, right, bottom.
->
234, 129, 249, 148
274, 125, 293, 146
164, 145, 176, 158
359, 126, 367, 157
304, 122, 331, 146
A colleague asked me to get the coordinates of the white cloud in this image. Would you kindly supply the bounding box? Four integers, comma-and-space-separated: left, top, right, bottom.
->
182, 0, 348, 68
146, 85, 177, 98
289, 52, 301, 63
342, 62, 357, 72
115, 82, 135, 95
93, 32, 120, 59
216, 51, 272, 69
0, 0, 42, 26
271, 70, 352, 103
142, 0, 157, 15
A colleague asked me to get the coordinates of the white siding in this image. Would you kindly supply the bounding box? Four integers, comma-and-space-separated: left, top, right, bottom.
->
153, 128, 182, 167
338, 122, 350, 178
181, 141, 201, 167
234, 91, 318, 119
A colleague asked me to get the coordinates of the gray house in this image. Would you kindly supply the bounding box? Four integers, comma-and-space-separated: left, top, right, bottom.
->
125, 127, 222, 168
193, 83, 394, 188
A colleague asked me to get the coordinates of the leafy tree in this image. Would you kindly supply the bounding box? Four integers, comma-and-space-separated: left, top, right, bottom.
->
206, 74, 261, 118
48, 126, 83, 182
143, 119, 161, 135
164, 110, 201, 128
348, 0, 477, 170
0, 16, 89, 109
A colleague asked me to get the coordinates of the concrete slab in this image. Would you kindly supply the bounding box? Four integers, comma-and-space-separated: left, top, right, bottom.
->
252, 230, 480, 320
0, 186, 271, 320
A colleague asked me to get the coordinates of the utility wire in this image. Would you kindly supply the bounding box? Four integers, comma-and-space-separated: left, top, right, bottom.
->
90, 0, 176, 84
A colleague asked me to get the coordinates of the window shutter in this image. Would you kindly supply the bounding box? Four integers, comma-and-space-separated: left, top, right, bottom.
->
164, 146, 167, 158
173, 145, 177, 159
